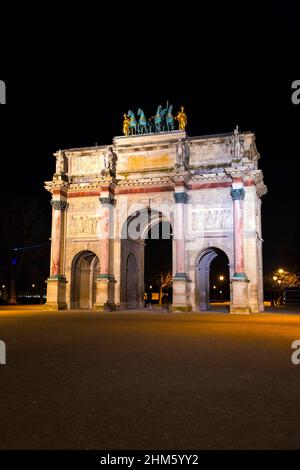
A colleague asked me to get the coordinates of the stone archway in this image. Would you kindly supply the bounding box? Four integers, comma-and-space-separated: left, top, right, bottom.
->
71, 251, 100, 309
196, 247, 230, 311
120, 208, 173, 310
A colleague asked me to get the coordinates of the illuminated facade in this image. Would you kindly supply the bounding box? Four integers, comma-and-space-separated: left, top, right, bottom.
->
45, 129, 267, 313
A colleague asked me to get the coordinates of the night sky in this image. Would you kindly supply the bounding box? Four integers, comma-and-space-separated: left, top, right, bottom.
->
1, 3, 299, 279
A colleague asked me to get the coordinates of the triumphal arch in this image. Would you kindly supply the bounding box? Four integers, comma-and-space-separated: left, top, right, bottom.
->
45, 106, 267, 313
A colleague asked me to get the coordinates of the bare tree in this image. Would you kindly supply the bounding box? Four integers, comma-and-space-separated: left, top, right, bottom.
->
264, 268, 300, 306
157, 271, 172, 305
0, 195, 50, 304
265, 269, 300, 289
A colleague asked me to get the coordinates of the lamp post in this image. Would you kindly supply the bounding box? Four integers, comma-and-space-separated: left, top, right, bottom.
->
277, 279, 283, 305
219, 275, 224, 301
272, 269, 285, 306
1, 285, 7, 304
277, 269, 285, 305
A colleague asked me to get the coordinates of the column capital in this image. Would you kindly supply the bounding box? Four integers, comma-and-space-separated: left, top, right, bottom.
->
173, 192, 189, 204
230, 188, 245, 201
51, 200, 69, 211
99, 196, 116, 206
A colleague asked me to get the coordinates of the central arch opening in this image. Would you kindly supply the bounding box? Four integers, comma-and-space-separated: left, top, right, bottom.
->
121, 209, 173, 309
144, 221, 173, 307
196, 247, 230, 312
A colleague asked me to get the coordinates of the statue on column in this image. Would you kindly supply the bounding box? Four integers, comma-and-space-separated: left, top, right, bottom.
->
103, 146, 117, 178
55, 150, 65, 174
175, 106, 187, 130
175, 138, 189, 169
230, 125, 245, 160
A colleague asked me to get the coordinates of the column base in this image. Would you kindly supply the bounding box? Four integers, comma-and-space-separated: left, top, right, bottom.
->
249, 303, 262, 313
171, 304, 192, 312
172, 273, 191, 312
94, 275, 116, 311
230, 277, 250, 314
229, 306, 251, 314
93, 302, 116, 312
45, 276, 67, 310
45, 301, 68, 311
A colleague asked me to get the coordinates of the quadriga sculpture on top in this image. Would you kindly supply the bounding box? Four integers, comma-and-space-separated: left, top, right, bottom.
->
122, 103, 186, 136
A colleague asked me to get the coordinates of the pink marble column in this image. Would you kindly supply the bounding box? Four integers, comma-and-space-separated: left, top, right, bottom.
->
231, 187, 247, 279
174, 191, 188, 277
50, 200, 67, 277
99, 196, 115, 277
100, 207, 109, 276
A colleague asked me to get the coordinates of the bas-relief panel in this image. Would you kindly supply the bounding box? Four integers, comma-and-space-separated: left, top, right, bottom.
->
67, 198, 102, 237
69, 155, 105, 175
189, 208, 233, 232
68, 215, 103, 236
189, 142, 231, 166
191, 189, 232, 206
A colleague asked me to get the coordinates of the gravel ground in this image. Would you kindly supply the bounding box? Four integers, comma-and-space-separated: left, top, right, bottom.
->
0, 307, 300, 449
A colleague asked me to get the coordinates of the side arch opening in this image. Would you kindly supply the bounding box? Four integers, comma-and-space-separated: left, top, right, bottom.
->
196, 247, 230, 312
71, 250, 100, 309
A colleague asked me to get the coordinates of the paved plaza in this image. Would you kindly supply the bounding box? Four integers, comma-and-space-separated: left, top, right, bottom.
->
1, 307, 300, 449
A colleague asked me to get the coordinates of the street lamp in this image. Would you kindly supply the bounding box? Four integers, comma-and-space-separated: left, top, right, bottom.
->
218, 276, 224, 301
212, 285, 217, 301
278, 269, 284, 274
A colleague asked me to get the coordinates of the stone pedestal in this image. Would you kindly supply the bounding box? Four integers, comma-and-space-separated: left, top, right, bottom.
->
93, 276, 116, 311
229, 185, 251, 314
172, 274, 192, 312
45, 276, 67, 310
230, 278, 250, 314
